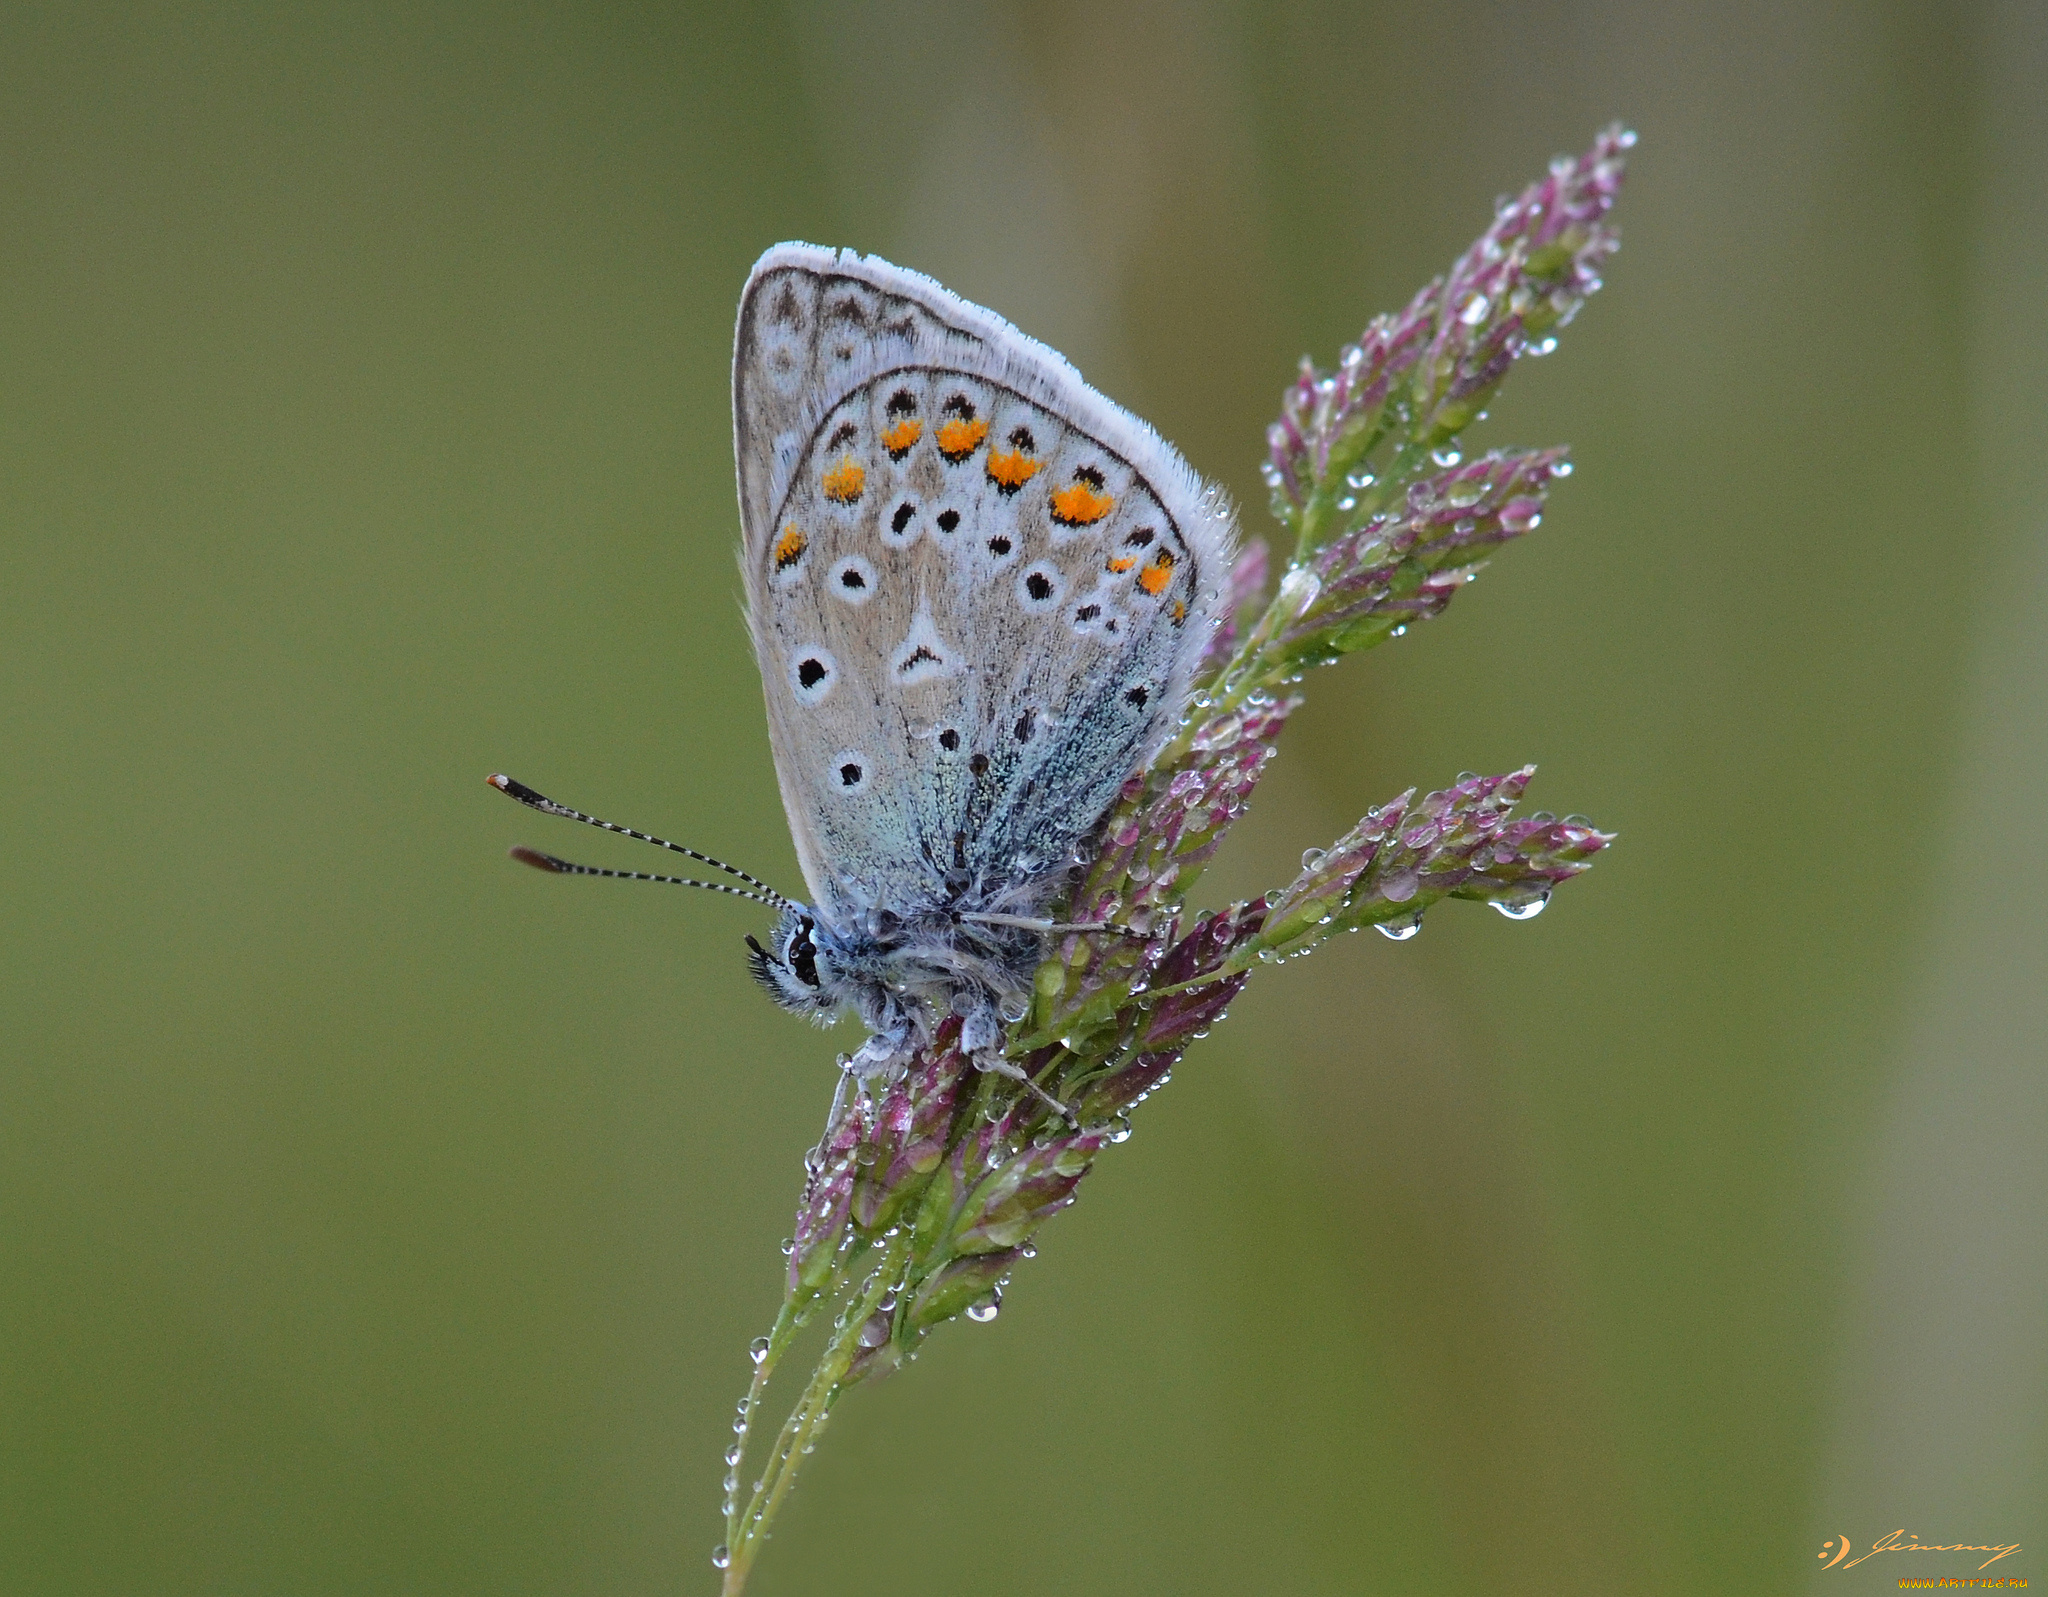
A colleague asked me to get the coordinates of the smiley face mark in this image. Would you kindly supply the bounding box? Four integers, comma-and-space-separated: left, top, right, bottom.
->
1817, 1536, 1851, 1570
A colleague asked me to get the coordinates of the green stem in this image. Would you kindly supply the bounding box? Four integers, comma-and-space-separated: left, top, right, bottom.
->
719, 1232, 911, 1596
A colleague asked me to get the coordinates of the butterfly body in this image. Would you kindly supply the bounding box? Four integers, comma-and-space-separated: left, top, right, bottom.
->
732, 246, 1235, 1073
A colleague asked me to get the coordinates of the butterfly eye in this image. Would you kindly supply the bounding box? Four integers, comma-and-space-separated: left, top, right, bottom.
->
785, 918, 821, 988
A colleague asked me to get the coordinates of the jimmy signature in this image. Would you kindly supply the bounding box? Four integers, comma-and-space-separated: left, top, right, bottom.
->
1819, 1529, 2023, 1571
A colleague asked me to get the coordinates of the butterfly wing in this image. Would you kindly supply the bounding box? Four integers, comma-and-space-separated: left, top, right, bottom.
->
733, 244, 1236, 924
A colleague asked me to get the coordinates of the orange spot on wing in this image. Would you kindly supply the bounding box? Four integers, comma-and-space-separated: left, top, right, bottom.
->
1137, 549, 1176, 596
773, 524, 807, 570
1171, 600, 1187, 626
1050, 482, 1115, 525
821, 456, 865, 503
985, 448, 1042, 491
935, 417, 989, 461
880, 418, 922, 456
1106, 555, 1137, 574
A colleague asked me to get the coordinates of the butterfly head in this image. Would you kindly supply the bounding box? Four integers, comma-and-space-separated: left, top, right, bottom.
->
746, 905, 847, 1022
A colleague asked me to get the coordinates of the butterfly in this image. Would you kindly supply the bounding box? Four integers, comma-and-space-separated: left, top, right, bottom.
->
493, 245, 1235, 1111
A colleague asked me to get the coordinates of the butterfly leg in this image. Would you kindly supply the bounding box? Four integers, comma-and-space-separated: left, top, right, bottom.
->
962, 1000, 1075, 1124
960, 911, 1147, 939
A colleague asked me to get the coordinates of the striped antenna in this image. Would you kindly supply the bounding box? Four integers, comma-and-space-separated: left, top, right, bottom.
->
507, 847, 783, 906
488, 774, 796, 911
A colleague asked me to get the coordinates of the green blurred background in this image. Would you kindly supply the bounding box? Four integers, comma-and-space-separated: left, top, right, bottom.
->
4, 3, 2043, 1593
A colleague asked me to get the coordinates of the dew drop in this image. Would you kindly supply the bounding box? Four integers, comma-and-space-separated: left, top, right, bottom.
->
1391, 624, 1408, 637
1376, 914, 1423, 941
1432, 447, 1463, 467
1301, 847, 1327, 870
1346, 468, 1377, 490
966, 1293, 1002, 1323
712, 1546, 731, 1570
779, 1237, 794, 1257
1553, 460, 1574, 476
748, 1336, 770, 1365
1108, 1114, 1134, 1144
1337, 495, 1357, 511
1492, 893, 1550, 921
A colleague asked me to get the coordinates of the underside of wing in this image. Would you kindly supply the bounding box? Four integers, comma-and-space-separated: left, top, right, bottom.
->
732, 245, 1237, 919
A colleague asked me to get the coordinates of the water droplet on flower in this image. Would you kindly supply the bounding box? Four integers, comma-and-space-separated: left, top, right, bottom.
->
1492, 893, 1550, 920
1109, 1114, 1134, 1144
1391, 624, 1408, 637
998, 994, 1029, 1023
724, 1444, 742, 1467
712, 1545, 731, 1570
1377, 914, 1423, 941
1301, 847, 1327, 870
1528, 335, 1559, 357
1337, 495, 1357, 511
1346, 468, 1377, 489
1432, 447, 1462, 467
1458, 293, 1490, 326
748, 1336, 770, 1365
966, 1293, 1002, 1323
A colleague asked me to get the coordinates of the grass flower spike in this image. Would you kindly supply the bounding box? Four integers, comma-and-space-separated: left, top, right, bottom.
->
715, 125, 1632, 1592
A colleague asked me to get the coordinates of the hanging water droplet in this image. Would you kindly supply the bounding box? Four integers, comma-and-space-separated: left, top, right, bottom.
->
1391, 624, 1408, 637
1432, 447, 1462, 467
779, 1236, 794, 1257
711, 1546, 732, 1570
748, 1336, 770, 1365
1491, 893, 1550, 921
1109, 1114, 1134, 1144
966, 1293, 1002, 1323
1527, 335, 1559, 356
998, 993, 1030, 1023
1376, 914, 1423, 941
1020, 1242, 1038, 1259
